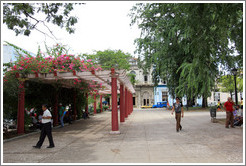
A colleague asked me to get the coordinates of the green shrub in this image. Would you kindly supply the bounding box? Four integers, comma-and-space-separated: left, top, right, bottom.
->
96, 108, 101, 113
103, 105, 109, 111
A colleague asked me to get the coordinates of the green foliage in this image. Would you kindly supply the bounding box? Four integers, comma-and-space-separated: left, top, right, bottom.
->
127, 73, 136, 85
219, 75, 243, 94
102, 105, 109, 111
24, 112, 32, 132
3, 43, 91, 121
97, 102, 101, 109
3, 74, 19, 120
45, 43, 69, 57
4, 42, 101, 77
129, 3, 243, 107
88, 95, 95, 105
96, 108, 101, 113
82, 49, 131, 70
3, 3, 82, 36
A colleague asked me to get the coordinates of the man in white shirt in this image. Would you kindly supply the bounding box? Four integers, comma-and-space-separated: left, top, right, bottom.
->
33, 104, 55, 149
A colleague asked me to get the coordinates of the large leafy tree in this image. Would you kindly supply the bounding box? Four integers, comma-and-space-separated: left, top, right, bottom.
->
82, 50, 136, 84
82, 49, 131, 70
3, 3, 82, 37
129, 3, 243, 107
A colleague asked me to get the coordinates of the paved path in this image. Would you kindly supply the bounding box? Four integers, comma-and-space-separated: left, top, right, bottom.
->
3, 109, 244, 164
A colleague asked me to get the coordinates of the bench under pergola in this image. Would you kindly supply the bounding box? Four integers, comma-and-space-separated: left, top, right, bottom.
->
16, 68, 135, 134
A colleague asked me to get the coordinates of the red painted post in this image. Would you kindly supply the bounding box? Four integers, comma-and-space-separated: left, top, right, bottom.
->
120, 84, 125, 122
125, 88, 128, 118
129, 92, 131, 115
85, 93, 88, 114
128, 91, 131, 115
132, 93, 133, 113
130, 93, 133, 114
111, 68, 119, 132
100, 95, 103, 112
73, 90, 77, 120
94, 94, 97, 114
17, 81, 25, 134
53, 93, 58, 126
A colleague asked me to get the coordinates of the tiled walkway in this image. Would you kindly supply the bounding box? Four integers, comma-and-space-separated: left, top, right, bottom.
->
3, 109, 244, 164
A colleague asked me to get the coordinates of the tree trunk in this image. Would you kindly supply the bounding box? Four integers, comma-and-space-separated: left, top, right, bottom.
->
202, 97, 208, 108
187, 98, 193, 107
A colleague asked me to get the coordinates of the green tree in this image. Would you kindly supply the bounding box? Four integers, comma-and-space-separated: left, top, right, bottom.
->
129, 3, 243, 107
219, 75, 242, 98
3, 3, 82, 37
82, 49, 131, 70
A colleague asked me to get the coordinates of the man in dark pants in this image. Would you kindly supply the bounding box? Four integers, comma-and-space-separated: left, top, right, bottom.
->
171, 97, 184, 132
33, 104, 55, 149
223, 97, 235, 128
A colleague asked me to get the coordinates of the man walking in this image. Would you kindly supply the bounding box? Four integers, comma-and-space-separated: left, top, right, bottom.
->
33, 104, 55, 149
171, 97, 184, 132
223, 97, 235, 128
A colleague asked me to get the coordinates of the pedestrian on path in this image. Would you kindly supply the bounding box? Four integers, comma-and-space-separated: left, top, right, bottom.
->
166, 100, 170, 110
58, 103, 65, 127
171, 97, 184, 132
223, 97, 235, 129
240, 98, 243, 110
33, 104, 55, 149
217, 99, 222, 111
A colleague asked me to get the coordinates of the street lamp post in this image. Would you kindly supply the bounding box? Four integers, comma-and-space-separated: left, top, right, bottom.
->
231, 68, 238, 105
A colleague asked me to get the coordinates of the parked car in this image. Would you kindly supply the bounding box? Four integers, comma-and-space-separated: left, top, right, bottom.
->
141, 105, 153, 109
152, 101, 167, 108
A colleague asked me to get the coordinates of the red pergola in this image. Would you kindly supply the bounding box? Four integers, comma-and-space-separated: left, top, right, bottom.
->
16, 68, 135, 134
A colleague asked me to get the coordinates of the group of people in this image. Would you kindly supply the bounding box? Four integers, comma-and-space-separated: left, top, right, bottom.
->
170, 96, 243, 132
223, 97, 243, 128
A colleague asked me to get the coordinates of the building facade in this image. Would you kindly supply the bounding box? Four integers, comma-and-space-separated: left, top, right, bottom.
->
3, 44, 19, 64
3, 44, 35, 65
128, 58, 154, 108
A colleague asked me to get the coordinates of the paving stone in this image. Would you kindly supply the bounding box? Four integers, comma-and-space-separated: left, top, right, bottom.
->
3, 110, 243, 164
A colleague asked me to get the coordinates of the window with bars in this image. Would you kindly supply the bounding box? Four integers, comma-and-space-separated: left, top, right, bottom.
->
162, 92, 168, 101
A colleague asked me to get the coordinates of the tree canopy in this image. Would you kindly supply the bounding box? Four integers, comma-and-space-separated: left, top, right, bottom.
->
82, 49, 131, 71
129, 3, 243, 107
219, 75, 243, 97
3, 3, 82, 37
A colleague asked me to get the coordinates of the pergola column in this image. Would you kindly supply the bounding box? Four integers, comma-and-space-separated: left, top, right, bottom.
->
53, 92, 58, 126
129, 92, 131, 115
131, 93, 133, 113
110, 68, 119, 133
125, 88, 128, 118
73, 90, 77, 120
94, 94, 97, 114
100, 95, 103, 112
129, 91, 131, 116
17, 81, 25, 134
130, 93, 133, 114
85, 93, 89, 114
120, 84, 125, 122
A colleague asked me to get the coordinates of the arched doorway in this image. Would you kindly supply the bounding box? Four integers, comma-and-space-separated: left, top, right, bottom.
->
143, 91, 150, 106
